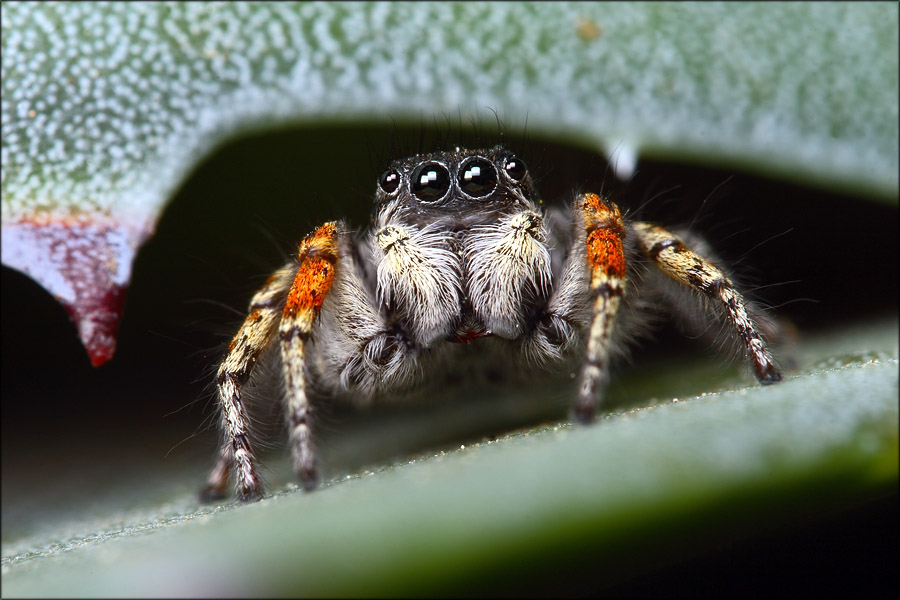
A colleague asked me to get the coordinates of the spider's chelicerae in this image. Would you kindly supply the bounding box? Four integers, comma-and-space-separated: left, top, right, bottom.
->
201, 145, 783, 502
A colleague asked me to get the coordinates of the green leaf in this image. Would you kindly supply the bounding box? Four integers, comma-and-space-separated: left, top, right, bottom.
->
1, 2, 897, 364
2, 318, 896, 596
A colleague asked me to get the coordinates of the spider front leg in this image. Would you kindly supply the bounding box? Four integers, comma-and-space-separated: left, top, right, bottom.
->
279, 222, 339, 492
631, 222, 782, 384
200, 263, 298, 503
575, 193, 628, 424
200, 222, 339, 503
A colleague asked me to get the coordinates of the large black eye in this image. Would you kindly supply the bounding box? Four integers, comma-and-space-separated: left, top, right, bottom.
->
378, 168, 401, 194
503, 155, 527, 182
458, 157, 497, 199
411, 162, 451, 203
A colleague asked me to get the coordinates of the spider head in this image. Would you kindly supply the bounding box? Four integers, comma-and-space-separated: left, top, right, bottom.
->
374, 146, 540, 227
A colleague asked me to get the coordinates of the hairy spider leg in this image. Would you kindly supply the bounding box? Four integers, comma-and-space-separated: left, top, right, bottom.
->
201, 263, 298, 502
280, 222, 339, 492
576, 193, 627, 423
631, 222, 782, 384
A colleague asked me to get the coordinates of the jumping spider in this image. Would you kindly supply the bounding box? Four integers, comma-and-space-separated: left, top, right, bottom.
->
201, 146, 782, 503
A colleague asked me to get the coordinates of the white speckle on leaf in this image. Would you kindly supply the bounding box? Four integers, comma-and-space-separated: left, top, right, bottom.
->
6, 1, 890, 227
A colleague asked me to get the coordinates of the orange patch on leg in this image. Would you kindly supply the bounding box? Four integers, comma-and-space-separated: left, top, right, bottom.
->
580, 192, 607, 214
581, 193, 626, 280
283, 258, 335, 318
283, 222, 339, 320
581, 193, 623, 231
586, 229, 626, 279
301, 222, 339, 257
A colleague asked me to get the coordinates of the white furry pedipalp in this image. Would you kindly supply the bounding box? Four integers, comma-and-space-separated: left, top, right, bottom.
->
465, 210, 552, 338
373, 221, 462, 345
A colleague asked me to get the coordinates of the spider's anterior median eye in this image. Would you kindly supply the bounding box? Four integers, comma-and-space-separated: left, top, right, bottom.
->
378, 168, 401, 194
411, 162, 451, 203
503, 155, 527, 182
458, 157, 498, 199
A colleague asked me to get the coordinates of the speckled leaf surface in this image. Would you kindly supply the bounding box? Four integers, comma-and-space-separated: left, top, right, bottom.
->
1, 319, 897, 596
1, 2, 898, 365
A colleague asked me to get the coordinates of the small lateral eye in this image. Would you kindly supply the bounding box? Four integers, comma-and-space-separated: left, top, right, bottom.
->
411, 162, 451, 203
503, 155, 527, 182
378, 168, 401, 194
458, 157, 498, 199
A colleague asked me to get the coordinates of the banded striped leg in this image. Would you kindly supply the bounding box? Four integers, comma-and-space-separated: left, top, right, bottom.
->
575, 193, 628, 423
280, 223, 339, 491
201, 264, 297, 502
631, 222, 782, 384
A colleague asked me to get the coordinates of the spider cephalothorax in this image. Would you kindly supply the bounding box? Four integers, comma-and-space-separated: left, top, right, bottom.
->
201, 146, 782, 503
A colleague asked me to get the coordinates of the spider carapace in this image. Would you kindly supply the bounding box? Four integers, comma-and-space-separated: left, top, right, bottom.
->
201, 146, 782, 502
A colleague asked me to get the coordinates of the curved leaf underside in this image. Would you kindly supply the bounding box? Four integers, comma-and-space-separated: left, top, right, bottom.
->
2, 2, 898, 364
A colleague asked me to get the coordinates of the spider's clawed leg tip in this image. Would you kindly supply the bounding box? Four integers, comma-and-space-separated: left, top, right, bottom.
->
572, 406, 596, 425
760, 369, 783, 385
300, 467, 321, 491
238, 487, 266, 503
